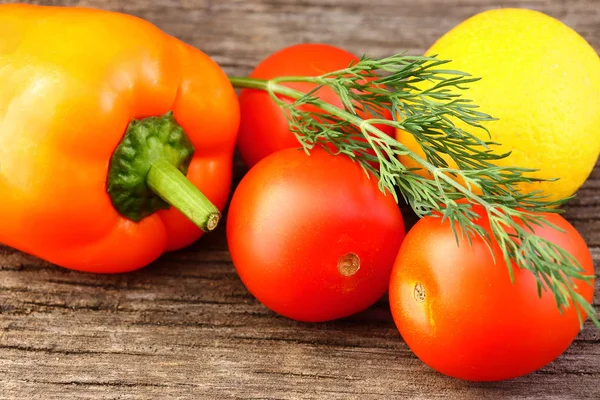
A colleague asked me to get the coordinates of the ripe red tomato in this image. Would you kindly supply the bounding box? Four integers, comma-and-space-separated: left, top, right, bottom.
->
227, 148, 406, 322
388, 207, 595, 381
236, 43, 395, 168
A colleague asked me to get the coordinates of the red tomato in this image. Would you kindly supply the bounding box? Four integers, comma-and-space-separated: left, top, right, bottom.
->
388, 207, 595, 381
236, 43, 395, 168
227, 148, 406, 322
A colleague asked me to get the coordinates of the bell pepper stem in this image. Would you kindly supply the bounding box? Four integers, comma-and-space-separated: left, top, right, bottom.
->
146, 158, 220, 232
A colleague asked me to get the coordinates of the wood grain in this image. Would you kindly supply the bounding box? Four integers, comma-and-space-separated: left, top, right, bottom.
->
1, 0, 600, 398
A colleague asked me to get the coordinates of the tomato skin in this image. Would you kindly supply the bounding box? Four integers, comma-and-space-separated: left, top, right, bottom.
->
227, 148, 405, 322
388, 207, 595, 381
237, 43, 395, 168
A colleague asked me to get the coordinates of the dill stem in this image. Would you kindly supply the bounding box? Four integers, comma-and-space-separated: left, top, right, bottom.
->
229, 76, 495, 210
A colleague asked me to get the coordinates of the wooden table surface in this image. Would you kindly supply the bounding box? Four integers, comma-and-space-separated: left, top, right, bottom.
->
1, 0, 599, 399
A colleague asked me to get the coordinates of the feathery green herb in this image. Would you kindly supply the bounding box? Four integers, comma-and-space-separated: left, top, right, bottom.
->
229, 53, 597, 326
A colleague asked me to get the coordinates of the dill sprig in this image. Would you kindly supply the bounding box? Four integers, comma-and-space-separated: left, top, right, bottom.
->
229, 53, 598, 326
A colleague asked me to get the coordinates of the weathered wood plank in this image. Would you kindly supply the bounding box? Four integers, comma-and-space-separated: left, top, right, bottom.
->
1, 0, 600, 398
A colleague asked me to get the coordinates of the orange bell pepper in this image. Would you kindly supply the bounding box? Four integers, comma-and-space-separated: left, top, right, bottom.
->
0, 4, 240, 273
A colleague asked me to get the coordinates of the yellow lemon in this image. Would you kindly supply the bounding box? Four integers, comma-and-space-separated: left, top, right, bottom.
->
396, 8, 600, 201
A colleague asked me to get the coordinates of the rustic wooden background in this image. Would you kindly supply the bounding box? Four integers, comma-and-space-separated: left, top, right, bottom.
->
1, 0, 599, 399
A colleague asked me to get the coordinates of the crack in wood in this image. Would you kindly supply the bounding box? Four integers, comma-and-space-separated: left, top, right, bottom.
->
0, 344, 159, 357
19, 378, 189, 388
252, 369, 363, 381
